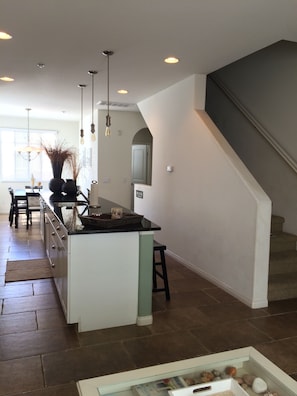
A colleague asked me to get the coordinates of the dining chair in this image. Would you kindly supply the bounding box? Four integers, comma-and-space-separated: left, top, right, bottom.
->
13, 192, 28, 229
26, 192, 41, 229
8, 187, 15, 226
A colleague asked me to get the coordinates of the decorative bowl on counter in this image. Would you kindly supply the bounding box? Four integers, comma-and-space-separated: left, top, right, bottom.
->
79, 213, 144, 229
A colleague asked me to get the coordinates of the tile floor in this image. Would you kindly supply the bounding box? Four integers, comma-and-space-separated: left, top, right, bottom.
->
1, 214, 297, 395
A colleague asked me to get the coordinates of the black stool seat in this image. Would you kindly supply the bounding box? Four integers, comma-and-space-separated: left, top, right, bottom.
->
153, 240, 170, 300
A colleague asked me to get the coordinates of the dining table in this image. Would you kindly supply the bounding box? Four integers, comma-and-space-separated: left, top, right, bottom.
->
14, 187, 42, 199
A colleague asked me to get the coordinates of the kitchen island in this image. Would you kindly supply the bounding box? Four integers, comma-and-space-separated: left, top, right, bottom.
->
40, 192, 160, 332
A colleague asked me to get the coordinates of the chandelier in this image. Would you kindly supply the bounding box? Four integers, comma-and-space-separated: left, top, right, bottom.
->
17, 108, 42, 161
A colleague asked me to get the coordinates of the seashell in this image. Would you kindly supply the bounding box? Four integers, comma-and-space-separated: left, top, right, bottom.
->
241, 383, 249, 391
225, 366, 237, 377
184, 378, 195, 386
252, 377, 268, 393
234, 377, 244, 385
243, 374, 256, 386
200, 371, 214, 382
212, 369, 221, 377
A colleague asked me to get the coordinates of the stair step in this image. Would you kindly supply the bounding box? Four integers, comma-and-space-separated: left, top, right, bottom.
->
269, 250, 297, 274
268, 272, 297, 301
271, 215, 285, 234
270, 232, 297, 253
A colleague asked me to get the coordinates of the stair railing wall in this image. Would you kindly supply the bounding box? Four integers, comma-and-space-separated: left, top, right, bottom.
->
208, 75, 297, 175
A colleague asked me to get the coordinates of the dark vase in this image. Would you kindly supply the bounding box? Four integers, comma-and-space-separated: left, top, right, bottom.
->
62, 179, 77, 196
49, 178, 65, 194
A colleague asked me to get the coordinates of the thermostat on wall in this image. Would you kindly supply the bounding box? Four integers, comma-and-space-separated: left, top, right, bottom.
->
136, 190, 143, 198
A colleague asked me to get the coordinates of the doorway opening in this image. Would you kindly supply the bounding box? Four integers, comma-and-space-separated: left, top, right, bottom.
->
131, 128, 153, 209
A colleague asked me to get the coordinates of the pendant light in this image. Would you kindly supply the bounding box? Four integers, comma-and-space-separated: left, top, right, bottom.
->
78, 84, 86, 145
17, 108, 42, 161
102, 50, 114, 137
88, 70, 98, 141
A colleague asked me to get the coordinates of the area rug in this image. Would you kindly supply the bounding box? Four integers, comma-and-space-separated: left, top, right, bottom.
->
5, 258, 53, 282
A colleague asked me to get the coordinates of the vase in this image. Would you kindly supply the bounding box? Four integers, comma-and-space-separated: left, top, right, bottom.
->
49, 178, 65, 194
62, 179, 77, 196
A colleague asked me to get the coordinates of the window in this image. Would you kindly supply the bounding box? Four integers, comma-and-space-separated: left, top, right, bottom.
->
0, 128, 57, 182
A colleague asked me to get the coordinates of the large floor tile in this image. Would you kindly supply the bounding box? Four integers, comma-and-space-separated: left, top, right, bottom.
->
256, 337, 297, 375
123, 331, 209, 367
197, 302, 267, 324
150, 306, 212, 333
154, 290, 218, 311
0, 356, 44, 396
78, 324, 151, 347
33, 279, 56, 295
191, 319, 272, 353
0, 282, 33, 298
265, 297, 297, 315
0, 311, 37, 335
0, 327, 79, 360
3, 293, 60, 314
43, 342, 136, 386
9, 383, 79, 396
36, 308, 68, 330
249, 312, 297, 340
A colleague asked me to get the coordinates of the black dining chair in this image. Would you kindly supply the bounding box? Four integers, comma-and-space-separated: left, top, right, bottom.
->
26, 192, 40, 229
8, 187, 15, 226
10, 190, 28, 228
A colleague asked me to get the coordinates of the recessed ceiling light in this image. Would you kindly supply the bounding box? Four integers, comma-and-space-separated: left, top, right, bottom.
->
0, 76, 14, 82
0, 31, 12, 40
118, 89, 128, 94
164, 56, 179, 64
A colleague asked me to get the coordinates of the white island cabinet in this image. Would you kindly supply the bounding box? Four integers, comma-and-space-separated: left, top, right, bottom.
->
67, 231, 140, 332
42, 194, 160, 332
77, 347, 297, 396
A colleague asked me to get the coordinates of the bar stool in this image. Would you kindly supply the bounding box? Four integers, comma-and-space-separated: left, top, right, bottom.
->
153, 240, 170, 300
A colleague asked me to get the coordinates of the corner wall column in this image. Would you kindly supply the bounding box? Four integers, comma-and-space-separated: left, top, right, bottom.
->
137, 231, 154, 325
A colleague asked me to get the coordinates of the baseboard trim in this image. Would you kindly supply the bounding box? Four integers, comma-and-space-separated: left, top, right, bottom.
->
137, 315, 153, 326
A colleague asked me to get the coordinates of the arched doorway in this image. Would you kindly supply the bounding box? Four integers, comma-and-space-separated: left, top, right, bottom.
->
131, 128, 153, 208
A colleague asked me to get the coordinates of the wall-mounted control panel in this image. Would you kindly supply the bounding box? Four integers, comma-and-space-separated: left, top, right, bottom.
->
136, 190, 143, 199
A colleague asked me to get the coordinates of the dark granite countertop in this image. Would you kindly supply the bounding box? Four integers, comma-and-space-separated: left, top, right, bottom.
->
41, 191, 161, 235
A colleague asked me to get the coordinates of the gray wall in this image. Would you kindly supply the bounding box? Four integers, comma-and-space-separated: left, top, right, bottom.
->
206, 40, 297, 234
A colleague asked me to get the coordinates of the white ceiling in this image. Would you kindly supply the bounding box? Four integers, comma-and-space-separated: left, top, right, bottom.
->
1, 0, 297, 121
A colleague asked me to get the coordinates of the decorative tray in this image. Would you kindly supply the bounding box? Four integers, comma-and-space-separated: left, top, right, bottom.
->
79, 213, 144, 229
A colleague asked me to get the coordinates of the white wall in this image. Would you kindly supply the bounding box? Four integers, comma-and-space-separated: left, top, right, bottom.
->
97, 110, 147, 209
77, 112, 98, 197
135, 75, 271, 308
0, 115, 78, 214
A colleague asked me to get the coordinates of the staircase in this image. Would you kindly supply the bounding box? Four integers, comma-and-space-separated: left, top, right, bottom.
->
268, 215, 297, 301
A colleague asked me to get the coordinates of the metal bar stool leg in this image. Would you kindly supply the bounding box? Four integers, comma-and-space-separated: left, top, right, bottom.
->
153, 241, 171, 300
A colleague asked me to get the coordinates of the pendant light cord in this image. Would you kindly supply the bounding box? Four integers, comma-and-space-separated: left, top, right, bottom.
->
26, 108, 31, 146
88, 71, 97, 135
107, 54, 110, 121
78, 84, 86, 142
